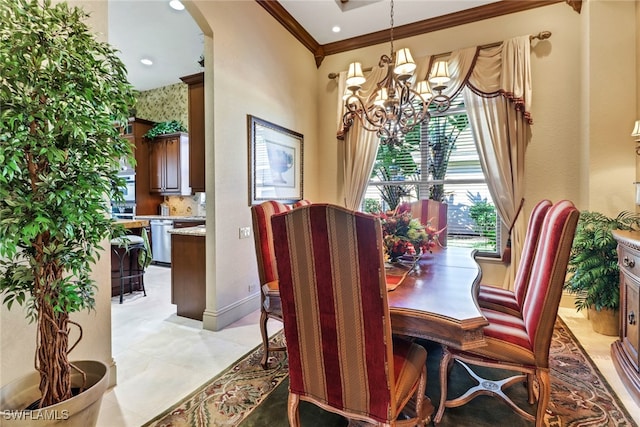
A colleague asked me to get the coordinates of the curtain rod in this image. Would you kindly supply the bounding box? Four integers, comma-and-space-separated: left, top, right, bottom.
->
327, 31, 551, 80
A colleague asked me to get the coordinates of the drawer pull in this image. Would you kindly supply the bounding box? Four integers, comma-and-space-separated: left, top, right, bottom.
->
629, 311, 636, 325
623, 257, 635, 268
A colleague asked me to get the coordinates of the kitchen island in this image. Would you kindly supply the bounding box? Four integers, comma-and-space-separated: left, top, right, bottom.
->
169, 226, 206, 320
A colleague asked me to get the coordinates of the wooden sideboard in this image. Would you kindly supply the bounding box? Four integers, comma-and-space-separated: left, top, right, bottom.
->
611, 229, 640, 407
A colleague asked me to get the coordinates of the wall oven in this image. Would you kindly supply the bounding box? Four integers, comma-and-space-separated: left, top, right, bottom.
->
119, 174, 136, 203
112, 204, 136, 220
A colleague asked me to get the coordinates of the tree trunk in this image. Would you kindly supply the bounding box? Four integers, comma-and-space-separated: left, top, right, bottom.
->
35, 261, 72, 408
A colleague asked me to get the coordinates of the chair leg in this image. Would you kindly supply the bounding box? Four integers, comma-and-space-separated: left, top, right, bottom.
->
434, 346, 452, 424
259, 310, 270, 369
535, 369, 551, 427
526, 373, 535, 404
287, 393, 301, 427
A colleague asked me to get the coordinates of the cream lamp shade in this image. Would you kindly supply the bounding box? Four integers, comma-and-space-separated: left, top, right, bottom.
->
631, 120, 640, 140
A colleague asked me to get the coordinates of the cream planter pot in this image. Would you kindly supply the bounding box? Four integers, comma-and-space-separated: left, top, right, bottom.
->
588, 307, 619, 336
0, 360, 108, 426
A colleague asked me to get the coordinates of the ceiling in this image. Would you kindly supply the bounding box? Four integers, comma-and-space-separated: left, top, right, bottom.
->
107, 0, 565, 91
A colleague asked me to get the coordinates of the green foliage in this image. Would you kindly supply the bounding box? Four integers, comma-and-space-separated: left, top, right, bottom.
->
425, 113, 469, 202
564, 211, 640, 311
371, 130, 420, 210
363, 198, 382, 214
0, 0, 135, 404
144, 120, 187, 139
467, 191, 497, 247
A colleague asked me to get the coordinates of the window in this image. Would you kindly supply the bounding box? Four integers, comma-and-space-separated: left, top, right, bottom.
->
363, 93, 500, 255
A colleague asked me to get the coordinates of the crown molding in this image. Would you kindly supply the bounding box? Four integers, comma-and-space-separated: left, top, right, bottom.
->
256, 0, 568, 67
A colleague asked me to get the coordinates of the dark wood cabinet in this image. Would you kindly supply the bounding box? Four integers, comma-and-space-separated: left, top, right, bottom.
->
149, 132, 190, 195
612, 229, 640, 407
171, 233, 206, 320
180, 72, 205, 193
123, 118, 163, 215
173, 220, 205, 229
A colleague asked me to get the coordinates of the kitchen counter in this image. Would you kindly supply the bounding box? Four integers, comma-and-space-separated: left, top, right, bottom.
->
115, 219, 150, 229
168, 226, 205, 237
134, 215, 206, 221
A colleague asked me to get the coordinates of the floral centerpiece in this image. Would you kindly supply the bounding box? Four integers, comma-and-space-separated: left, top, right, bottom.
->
379, 208, 441, 262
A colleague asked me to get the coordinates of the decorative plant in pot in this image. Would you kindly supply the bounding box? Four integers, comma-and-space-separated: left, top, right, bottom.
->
0, 0, 135, 424
143, 120, 187, 140
564, 211, 640, 335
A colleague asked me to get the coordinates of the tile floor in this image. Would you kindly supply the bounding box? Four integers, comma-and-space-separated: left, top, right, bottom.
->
98, 266, 639, 426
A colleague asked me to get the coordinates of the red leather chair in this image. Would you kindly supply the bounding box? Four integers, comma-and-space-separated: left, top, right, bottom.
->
398, 199, 448, 247
250, 201, 290, 368
434, 200, 579, 427
477, 199, 552, 316
272, 204, 432, 426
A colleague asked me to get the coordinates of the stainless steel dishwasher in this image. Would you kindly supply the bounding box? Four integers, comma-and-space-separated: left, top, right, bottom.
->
150, 219, 173, 264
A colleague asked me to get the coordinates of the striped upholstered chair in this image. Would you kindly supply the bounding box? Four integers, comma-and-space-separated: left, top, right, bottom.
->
272, 204, 432, 426
477, 199, 552, 317
291, 199, 311, 208
434, 200, 579, 427
250, 200, 291, 368
398, 199, 448, 247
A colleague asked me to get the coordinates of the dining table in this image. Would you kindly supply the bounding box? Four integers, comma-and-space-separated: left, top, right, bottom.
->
386, 246, 489, 351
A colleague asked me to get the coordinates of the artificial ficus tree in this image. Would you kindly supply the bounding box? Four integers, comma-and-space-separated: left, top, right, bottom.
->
0, 0, 135, 407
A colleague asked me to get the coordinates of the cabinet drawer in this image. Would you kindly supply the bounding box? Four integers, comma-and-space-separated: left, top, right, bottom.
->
619, 246, 640, 279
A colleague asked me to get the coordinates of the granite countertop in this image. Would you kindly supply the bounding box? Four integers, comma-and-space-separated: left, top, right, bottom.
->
115, 219, 150, 229
168, 225, 206, 237
134, 215, 206, 221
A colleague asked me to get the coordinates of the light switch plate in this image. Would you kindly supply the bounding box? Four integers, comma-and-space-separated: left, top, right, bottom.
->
239, 226, 251, 239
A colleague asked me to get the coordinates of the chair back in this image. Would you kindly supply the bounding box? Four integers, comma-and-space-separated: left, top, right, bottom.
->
521, 200, 579, 366
251, 201, 291, 285
512, 199, 552, 307
291, 199, 312, 208
399, 199, 448, 246
272, 204, 397, 422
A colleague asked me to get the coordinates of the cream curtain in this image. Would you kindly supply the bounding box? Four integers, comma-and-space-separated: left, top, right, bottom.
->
337, 66, 386, 210
463, 36, 532, 289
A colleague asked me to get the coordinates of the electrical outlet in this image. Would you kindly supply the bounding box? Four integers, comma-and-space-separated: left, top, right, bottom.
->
239, 226, 251, 239
248, 283, 258, 293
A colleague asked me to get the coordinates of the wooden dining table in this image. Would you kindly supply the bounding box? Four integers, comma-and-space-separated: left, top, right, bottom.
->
386, 246, 489, 350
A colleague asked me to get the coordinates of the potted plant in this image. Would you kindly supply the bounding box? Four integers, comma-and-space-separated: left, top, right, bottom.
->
564, 211, 640, 335
0, 0, 135, 424
143, 120, 187, 139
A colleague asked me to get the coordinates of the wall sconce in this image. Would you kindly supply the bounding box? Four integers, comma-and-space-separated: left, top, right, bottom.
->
632, 120, 640, 155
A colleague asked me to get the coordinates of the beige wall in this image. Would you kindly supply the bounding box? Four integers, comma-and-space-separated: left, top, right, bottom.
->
0, 0, 115, 387
187, 1, 321, 329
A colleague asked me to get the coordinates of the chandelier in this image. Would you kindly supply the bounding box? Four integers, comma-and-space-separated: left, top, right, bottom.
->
342, 0, 452, 146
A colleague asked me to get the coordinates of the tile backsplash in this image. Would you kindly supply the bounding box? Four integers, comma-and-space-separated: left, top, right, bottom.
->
166, 193, 206, 217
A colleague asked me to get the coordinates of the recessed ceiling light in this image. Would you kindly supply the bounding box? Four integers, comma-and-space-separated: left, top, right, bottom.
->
332, 26, 341, 33
140, 58, 153, 66
169, 0, 185, 11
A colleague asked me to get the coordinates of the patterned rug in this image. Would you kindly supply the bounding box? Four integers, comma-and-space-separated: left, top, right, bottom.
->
143, 319, 637, 427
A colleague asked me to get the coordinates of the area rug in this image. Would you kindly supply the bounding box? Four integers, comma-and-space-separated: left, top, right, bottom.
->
143, 319, 637, 427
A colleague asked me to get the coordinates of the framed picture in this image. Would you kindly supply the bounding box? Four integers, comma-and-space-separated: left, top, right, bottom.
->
248, 115, 303, 205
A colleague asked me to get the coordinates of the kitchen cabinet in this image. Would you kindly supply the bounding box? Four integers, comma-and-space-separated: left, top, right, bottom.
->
149, 132, 191, 195
612, 229, 640, 407
180, 72, 205, 193
120, 118, 164, 215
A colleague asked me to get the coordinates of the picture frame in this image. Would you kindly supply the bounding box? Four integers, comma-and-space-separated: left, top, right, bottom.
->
248, 115, 303, 205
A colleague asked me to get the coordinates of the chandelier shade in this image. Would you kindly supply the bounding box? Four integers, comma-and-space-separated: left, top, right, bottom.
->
342, 0, 451, 146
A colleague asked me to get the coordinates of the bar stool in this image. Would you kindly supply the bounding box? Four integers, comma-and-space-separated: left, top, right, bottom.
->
111, 234, 148, 304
